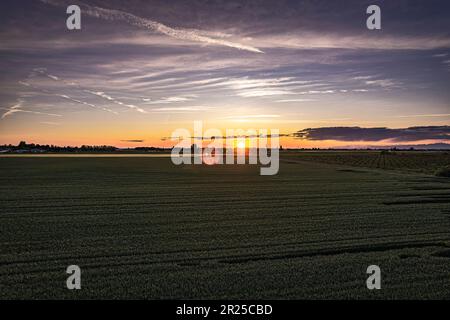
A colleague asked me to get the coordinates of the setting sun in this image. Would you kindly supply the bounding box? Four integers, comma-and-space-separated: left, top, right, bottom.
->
237, 141, 246, 149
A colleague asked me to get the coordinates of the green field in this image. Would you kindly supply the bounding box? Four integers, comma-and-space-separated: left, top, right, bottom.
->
1, 154, 450, 299
282, 150, 450, 175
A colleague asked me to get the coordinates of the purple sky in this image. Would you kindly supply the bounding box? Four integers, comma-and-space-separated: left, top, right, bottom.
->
0, 0, 449, 147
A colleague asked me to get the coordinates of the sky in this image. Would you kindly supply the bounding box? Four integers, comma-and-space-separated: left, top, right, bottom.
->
0, 0, 449, 148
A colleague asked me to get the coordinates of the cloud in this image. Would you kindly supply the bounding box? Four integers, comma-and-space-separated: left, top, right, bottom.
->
40, 121, 61, 126
30, 69, 145, 114
395, 114, 450, 118
1, 100, 23, 119
293, 126, 450, 142
120, 139, 144, 143
46, 74, 59, 81
352, 75, 375, 80
276, 99, 316, 103
201, 77, 314, 97
223, 114, 280, 120
56, 94, 114, 114
21, 70, 120, 114
237, 89, 294, 97
86, 90, 146, 113
1, 99, 62, 119
150, 106, 212, 112
432, 53, 448, 58
365, 79, 402, 88
88, 91, 115, 101
39, 0, 263, 53
254, 33, 450, 50
143, 95, 197, 104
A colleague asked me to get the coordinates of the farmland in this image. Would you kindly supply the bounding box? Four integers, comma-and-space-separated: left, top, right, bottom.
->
282, 150, 450, 175
0, 154, 450, 299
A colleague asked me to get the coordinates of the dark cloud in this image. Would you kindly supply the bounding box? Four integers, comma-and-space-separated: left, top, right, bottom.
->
120, 139, 144, 142
294, 126, 450, 142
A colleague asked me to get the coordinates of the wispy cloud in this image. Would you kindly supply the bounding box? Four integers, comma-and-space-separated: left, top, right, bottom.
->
237, 89, 293, 97
22, 69, 119, 114
1, 99, 62, 120
298, 90, 336, 95
224, 114, 281, 119
395, 114, 450, 118
86, 90, 146, 113
143, 95, 197, 104
57, 94, 118, 114
221, 114, 282, 123
39, 0, 263, 53
46, 74, 59, 81
365, 79, 402, 88
210, 77, 312, 97
40, 121, 61, 126
31, 69, 143, 114
276, 99, 316, 103
294, 126, 450, 142
432, 53, 448, 58
352, 75, 376, 80
19, 76, 118, 115
150, 106, 212, 112
254, 33, 450, 50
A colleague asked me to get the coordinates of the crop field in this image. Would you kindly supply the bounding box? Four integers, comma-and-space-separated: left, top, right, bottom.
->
1, 155, 450, 299
282, 150, 450, 175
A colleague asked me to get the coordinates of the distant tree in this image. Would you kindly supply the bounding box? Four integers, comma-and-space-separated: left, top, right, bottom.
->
18, 141, 27, 148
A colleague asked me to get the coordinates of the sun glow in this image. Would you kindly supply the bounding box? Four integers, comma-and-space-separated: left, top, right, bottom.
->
237, 141, 246, 149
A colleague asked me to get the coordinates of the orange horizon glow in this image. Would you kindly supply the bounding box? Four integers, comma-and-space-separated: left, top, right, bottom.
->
1, 134, 449, 149
1, 114, 449, 149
